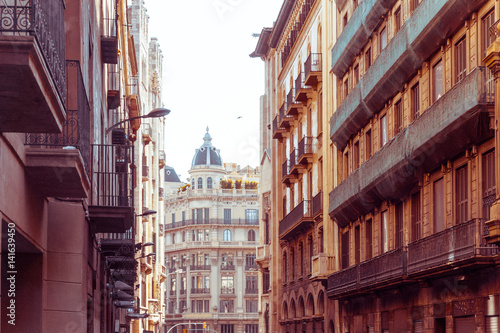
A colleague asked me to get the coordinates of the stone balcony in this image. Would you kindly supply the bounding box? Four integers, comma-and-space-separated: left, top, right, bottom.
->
329, 67, 493, 226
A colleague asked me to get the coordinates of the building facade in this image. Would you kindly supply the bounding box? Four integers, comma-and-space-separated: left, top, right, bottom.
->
252, 0, 338, 332
128, 1, 168, 332
327, 0, 500, 332
0, 0, 167, 332
163, 129, 260, 333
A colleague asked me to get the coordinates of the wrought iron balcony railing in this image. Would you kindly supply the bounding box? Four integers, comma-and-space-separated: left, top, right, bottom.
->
221, 264, 235, 271
304, 53, 322, 85
0, 0, 66, 103
190, 265, 211, 271
25, 60, 91, 175
279, 199, 314, 239
90, 143, 134, 207
221, 287, 235, 294
191, 288, 210, 294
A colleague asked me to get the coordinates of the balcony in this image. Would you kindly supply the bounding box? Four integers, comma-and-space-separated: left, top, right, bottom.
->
101, 17, 117, 64
286, 86, 302, 116
141, 255, 153, 275
0, 0, 66, 133
88, 143, 135, 233
142, 123, 152, 144
279, 200, 314, 240
159, 150, 166, 169
221, 264, 235, 271
24, 60, 90, 198
245, 288, 258, 295
221, 287, 235, 295
160, 265, 167, 282
281, 159, 295, 186
329, 67, 494, 226
312, 191, 322, 221
142, 165, 150, 182
327, 248, 406, 299
256, 244, 270, 264
273, 115, 286, 139
191, 288, 210, 295
190, 265, 211, 271
310, 253, 333, 281
107, 64, 121, 109
331, 0, 397, 77
330, 0, 486, 150
97, 229, 134, 254
407, 219, 498, 278
278, 102, 293, 128
298, 136, 314, 164
245, 264, 258, 271
304, 53, 321, 86
295, 72, 313, 102
289, 149, 304, 175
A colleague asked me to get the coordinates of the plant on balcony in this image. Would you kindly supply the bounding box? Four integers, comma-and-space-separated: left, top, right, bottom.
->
235, 180, 242, 189
245, 181, 258, 189
220, 179, 233, 189
177, 184, 190, 193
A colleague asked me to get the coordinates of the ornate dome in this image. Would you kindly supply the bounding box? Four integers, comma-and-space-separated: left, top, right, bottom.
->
191, 127, 223, 168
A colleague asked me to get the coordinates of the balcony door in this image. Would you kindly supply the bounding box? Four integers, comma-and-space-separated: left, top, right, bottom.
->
433, 178, 445, 233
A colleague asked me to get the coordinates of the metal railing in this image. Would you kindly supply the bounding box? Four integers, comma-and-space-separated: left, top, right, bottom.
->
221, 264, 235, 271
245, 288, 258, 294
295, 72, 305, 97
165, 218, 258, 230
305, 53, 322, 79
190, 265, 211, 271
25, 60, 91, 176
245, 264, 258, 271
221, 287, 235, 294
312, 191, 322, 216
191, 288, 210, 294
282, 159, 290, 180
298, 136, 313, 160
90, 143, 134, 207
290, 149, 298, 170
287, 86, 298, 111
0, 0, 65, 103
279, 200, 312, 236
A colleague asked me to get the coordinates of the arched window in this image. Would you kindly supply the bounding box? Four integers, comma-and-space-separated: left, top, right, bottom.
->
248, 230, 256, 242
207, 177, 213, 189
191, 178, 195, 188
223, 229, 232, 241
197, 177, 203, 189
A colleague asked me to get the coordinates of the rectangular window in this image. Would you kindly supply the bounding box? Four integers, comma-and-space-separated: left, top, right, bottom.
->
354, 64, 359, 86
410, 0, 420, 12
395, 203, 403, 248
395, 100, 403, 134
245, 209, 259, 224
171, 213, 175, 223
343, 150, 349, 180
455, 37, 467, 83
365, 129, 372, 159
223, 208, 231, 224
221, 276, 234, 294
394, 7, 401, 33
341, 230, 350, 269
245, 324, 259, 333
380, 114, 388, 146
380, 26, 387, 51
434, 178, 445, 233
355, 225, 360, 264
318, 92, 323, 134
365, 219, 372, 260
246, 254, 256, 268
354, 141, 360, 169
365, 48, 372, 71
221, 324, 234, 333
343, 78, 349, 100
196, 208, 203, 224
204, 208, 210, 223
182, 211, 186, 221
483, 150, 496, 220
483, 10, 496, 101
246, 300, 258, 313
456, 165, 468, 224
411, 192, 422, 242
381, 210, 389, 253
411, 83, 420, 120
246, 275, 258, 291
432, 59, 443, 102
263, 269, 270, 293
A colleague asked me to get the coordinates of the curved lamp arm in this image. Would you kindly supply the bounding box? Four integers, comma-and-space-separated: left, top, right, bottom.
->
106, 108, 171, 135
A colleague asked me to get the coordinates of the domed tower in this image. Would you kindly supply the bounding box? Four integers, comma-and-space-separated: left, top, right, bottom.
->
188, 127, 226, 190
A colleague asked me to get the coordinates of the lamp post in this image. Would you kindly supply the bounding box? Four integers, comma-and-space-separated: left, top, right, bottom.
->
106, 107, 171, 135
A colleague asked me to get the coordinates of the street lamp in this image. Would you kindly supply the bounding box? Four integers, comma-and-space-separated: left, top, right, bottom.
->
137, 209, 157, 217
106, 107, 171, 134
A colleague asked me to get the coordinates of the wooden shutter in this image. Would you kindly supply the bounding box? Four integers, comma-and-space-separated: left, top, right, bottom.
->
454, 316, 475, 333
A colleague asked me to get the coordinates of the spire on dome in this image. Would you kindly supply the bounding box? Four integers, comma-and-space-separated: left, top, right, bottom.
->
203, 126, 212, 145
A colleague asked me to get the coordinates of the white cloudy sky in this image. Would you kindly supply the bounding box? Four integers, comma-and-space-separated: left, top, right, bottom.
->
144, 0, 283, 181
